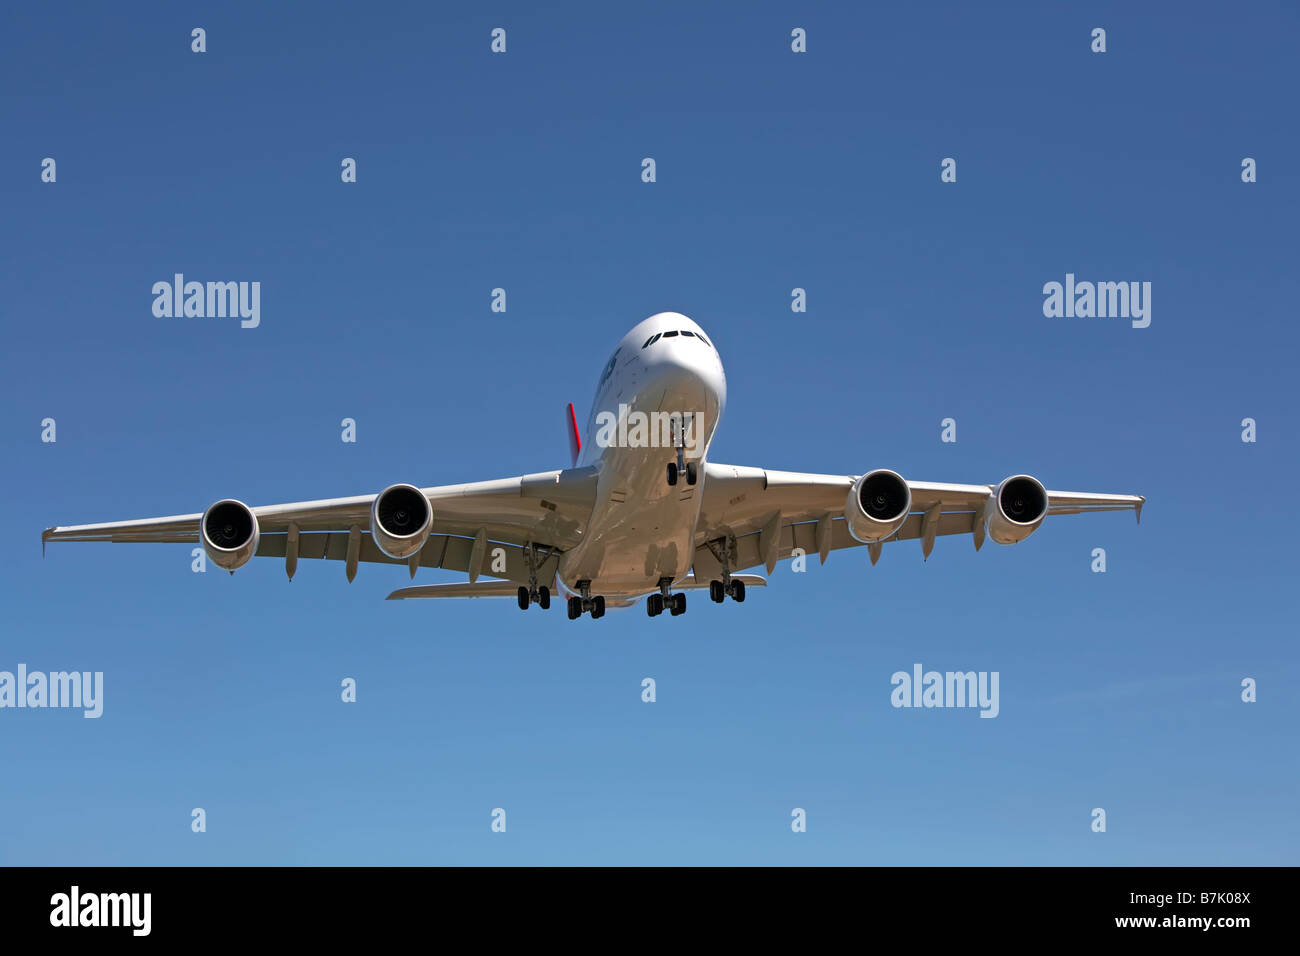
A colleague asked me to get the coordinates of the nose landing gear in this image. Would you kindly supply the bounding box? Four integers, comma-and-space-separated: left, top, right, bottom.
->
665, 415, 699, 487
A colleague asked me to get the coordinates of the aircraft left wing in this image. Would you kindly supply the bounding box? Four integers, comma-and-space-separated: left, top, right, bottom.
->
42, 467, 598, 585
693, 463, 1143, 577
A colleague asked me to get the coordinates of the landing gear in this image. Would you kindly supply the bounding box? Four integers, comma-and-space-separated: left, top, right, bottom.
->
516, 542, 554, 610
665, 415, 698, 487
666, 461, 699, 487
647, 577, 686, 617
568, 581, 605, 620
705, 536, 746, 603
518, 584, 551, 610
708, 578, 745, 602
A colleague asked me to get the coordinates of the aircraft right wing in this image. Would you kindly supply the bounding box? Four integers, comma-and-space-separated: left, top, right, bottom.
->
43, 467, 599, 586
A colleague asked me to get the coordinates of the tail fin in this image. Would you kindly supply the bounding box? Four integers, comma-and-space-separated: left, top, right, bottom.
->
566, 403, 582, 467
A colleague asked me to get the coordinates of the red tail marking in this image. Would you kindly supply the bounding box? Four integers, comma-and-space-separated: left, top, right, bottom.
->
567, 403, 582, 467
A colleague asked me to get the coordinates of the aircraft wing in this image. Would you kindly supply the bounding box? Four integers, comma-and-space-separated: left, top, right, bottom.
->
42, 467, 598, 584
693, 463, 1143, 576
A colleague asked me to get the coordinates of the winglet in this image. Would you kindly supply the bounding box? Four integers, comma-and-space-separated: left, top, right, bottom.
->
42, 527, 51, 557
566, 403, 582, 467
1136, 496, 1145, 525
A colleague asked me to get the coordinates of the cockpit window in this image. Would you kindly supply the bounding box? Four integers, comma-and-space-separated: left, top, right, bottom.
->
598, 349, 620, 387
642, 329, 712, 349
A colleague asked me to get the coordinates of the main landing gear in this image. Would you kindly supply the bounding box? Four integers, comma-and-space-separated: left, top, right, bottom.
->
567, 580, 606, 620
708, 578, 745, 603
517, 585, 550, 610
647, 577, 687, 617
704, 536, 745, 604
516, 542, 554, 610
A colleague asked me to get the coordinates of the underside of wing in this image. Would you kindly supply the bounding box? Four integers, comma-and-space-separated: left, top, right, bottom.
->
695, 462, 1143, 574
42, 467, 598, 585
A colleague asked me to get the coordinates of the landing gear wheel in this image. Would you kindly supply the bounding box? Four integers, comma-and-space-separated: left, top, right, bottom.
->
730, 580, 746, 603
686, 462, 698, 485
538, 586, 550, 610
670, 593, 686, 616
591, 596, 606, 619
709, 580, 724, 603
666, 463, 678, 487
517, 586, 530, 610
567, 596, 582, 620
647, 594, 663, 617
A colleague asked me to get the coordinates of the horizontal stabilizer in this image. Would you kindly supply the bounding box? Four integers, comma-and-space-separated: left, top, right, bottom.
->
675, 573, 766, 590
387, 581, 524, 600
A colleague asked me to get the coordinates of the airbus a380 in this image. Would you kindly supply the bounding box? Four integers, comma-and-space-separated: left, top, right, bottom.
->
43, 312, 1144, 620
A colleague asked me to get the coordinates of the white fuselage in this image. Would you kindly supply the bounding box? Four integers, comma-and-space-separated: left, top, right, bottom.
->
558, 313, 726, 598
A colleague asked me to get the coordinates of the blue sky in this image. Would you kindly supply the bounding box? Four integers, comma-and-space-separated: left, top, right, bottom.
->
1, 0, 1296, 864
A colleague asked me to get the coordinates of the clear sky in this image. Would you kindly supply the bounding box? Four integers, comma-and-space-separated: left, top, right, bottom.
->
1, 0, 1296, 865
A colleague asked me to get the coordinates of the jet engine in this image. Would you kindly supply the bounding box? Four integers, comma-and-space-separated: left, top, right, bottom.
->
201, 499, 260, 571
986, 475, 1049, 545
845, 469, 911, 543
370, 483, 433, 559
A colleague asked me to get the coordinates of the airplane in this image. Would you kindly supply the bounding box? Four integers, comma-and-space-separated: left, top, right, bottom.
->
42, 311, 1144, 620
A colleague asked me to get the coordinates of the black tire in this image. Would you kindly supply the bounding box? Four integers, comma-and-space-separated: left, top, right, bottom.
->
538, 586, 550, 610
670, 593, 686, 616
592, 596, 606, 619
567, 596, 582, 620
732, 580, 746, 603
666, 462, 678, 486
648, 594, 662, 617
686, 462, 698, 485
517, 586, 530, 611
709, 580, 724, 603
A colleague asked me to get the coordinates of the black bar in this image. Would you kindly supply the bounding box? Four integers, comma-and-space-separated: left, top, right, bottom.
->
0, 866, 1279, 942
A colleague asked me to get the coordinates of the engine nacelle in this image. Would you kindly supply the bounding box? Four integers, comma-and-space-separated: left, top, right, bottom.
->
201, 499, 260, 571
370, 483, 433, 559
846, 469, 912, 543
986, 475, 1048, 545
